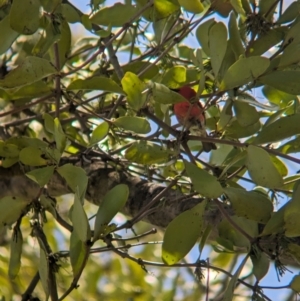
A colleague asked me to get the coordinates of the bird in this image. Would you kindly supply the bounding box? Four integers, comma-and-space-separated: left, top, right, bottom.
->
173, 86, 216, 152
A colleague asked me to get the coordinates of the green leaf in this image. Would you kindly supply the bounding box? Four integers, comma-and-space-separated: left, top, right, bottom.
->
10, 0, 40, 35
0, 196, 28, 230
93, 184, 129, 241
290, 275, 300, 293
225, 119, 261, 139
57, 164, 88, 197
113, 116, 151, 134
280, 136, 300, 154
248, 29, 284, 56
121, 72, 146, 110
39, 246, 49, 299
44, 113, 55, 134
9, 227, 23, 280
116, 61, 159, 81
161, 66, 186, 89
258, 0, 277, 18
223, 255, 249, 301
283, 181, 300, 237
250, 250, 269, 281
54, 118, 67, 154
70, 230, 87, 276
236, 92, 279, 111
270, 155, 288, 177
125, 141, 172, 165
0, 15, 19, 55
246, 146, 283, 189
10, 81, 52, 99
278, 41, 300, 68
90, 3, 139, 27
49, 20, 71, 69
0, 141, 19, 157
287, 243, 300, 265
224, 187, 273, 223
217, 98, 233, 130
260, 203, 288, 236
162, 201, 207, 265
209, 22, 227, 78
7, 137, 47, 149
153, 0, 180, 18
0, 57, 57, 89
32, 17, 61, 57
220, 56, 270, 90
254, 114, 300, 144
40, 195, 57, 219
19, 146, 48, 166
277, 2, 300, 23
152, 83, 187, 104
71, 188, 91, 242
185, 161, 223, 198
67, 77, 124, 94
89, 121, 109, 146
178, 0, 204, 13
262, 85, 296, 108
218, 216, 257, 250
61, 3, 81, 23
196, 18, 215, 55
228, 12, 244, 58
233, 101, 259, 127
258, 71, 300, 95
26, 166, 55, 187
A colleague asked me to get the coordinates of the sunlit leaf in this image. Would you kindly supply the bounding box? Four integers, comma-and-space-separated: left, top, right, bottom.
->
178, 0, 204, 13
121, 72, 146, 110
161, 66, 186, 89
89, 122, 109, 146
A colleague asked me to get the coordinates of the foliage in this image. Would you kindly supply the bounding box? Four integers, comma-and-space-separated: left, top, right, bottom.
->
1, 0, 300, 300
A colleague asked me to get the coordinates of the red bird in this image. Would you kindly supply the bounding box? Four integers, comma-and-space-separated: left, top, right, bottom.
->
173, 86, 216, 152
